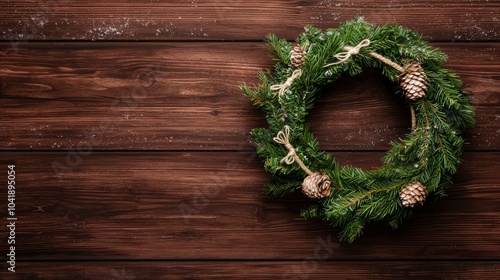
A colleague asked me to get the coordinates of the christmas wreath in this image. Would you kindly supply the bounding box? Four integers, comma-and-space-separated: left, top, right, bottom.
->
241, 18, 475, 242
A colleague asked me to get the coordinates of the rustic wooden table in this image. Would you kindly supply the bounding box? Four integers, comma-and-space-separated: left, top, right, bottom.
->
1, 1, 499, 279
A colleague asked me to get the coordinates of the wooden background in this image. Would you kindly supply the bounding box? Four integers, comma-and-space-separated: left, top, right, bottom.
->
1, 0, 499, 279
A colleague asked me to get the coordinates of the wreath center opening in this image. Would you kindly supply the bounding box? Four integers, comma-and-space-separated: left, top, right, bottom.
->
309, 69, 411, 161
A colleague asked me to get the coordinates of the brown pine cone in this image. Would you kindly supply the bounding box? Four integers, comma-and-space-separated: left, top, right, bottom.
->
399, 62, 428, 100
290, 45, 307, 68
399, 181, 427, 208
302, 172, 331, 199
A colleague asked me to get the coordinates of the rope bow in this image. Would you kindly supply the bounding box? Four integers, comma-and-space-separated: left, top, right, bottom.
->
270, 69, 302, 100
273, 125, 313, 175
273, 125, 296, 165
323, 39, 371, 68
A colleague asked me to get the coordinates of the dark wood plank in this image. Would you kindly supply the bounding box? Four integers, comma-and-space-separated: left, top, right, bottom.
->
0, 0, 497, 276
2, 261, 499, 279
0, 0, 498, 41
1, 42, 498, 151
0, 152, 498, 260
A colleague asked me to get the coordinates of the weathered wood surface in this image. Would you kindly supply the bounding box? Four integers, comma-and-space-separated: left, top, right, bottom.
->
0, 0, 498, 41
0, 0, 499, 279
1, 43, 498, 151
8, 261, 500, 279
0, 152, 498, 261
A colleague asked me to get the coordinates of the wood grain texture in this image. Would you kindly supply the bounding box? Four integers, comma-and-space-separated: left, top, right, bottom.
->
0, 0, 498, 278
0, 152, 498, 260
0, 0, 498, 41
2, 261, 499, 280
1, 43, 498, 151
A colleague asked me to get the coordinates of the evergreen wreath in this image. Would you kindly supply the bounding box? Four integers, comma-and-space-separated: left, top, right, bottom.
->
241, 18, 475, 242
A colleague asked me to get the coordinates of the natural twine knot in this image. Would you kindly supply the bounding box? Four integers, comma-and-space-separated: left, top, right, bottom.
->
270, 69, 303, 100
273, 125, 313, 175
324, 39, 371, 67
273, 126, 332, 199
273, 125, 296, 165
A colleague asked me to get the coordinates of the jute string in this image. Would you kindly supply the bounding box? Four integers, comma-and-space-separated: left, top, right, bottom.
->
323, 39, 371, 67
270, 69, 302, 100
369, 51, 405, 73
323, 39, 406, 73
273, 125, 313, 176
410, 105, 417, 131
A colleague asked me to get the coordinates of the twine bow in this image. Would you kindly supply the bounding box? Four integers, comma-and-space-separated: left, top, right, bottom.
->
273, 125, 296, 165
273, 125, 313, 175
270, 69, 302, 100
274, 126, 332, 199
323, 39, 371, 68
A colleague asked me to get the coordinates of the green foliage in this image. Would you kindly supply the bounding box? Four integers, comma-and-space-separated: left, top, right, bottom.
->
241, 19, 475, 242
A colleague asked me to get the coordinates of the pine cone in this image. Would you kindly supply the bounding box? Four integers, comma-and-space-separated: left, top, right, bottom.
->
399, 62, 428, 100
399, 181, 427, 208
290, 45, 307, 68
302, 172, 331, 199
